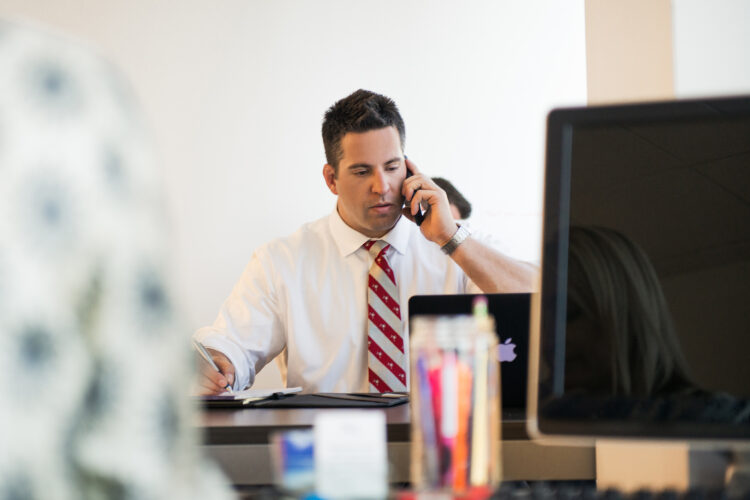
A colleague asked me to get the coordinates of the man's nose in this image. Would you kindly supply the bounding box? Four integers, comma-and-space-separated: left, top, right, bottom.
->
372, 169, 390, 195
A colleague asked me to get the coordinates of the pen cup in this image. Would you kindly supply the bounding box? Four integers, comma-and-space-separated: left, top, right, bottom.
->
409, 304, 501, 492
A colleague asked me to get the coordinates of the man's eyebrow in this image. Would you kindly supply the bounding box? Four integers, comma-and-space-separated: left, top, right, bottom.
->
346, 157, 402, 171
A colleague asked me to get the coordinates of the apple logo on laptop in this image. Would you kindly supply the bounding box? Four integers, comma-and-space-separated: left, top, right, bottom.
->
498, 338, 517, 362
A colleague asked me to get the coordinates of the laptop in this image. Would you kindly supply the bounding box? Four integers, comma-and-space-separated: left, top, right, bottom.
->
408, 293, 531, 422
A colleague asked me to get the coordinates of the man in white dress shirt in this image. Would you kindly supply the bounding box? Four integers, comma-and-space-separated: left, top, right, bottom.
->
195, 89, 535, 394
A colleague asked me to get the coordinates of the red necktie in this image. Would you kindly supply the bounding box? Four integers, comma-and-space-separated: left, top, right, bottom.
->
364, 240, 406, 392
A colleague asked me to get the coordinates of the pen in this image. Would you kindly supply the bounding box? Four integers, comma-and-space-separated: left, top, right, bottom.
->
192, 339, 233, 394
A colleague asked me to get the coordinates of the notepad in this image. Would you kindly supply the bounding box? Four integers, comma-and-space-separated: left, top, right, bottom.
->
200, 386, 302, 405
222, 386, 302, 400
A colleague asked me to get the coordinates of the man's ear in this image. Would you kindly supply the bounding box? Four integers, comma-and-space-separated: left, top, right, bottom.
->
323, 164, 338, 195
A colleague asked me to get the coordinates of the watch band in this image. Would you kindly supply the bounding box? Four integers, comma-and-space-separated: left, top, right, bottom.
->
440, 224, 471, 255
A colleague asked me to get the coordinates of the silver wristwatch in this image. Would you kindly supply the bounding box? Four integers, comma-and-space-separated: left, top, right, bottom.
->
440, 224, 471, 255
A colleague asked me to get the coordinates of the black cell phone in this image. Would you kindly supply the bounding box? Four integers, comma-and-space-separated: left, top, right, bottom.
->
405, 167, 426, 226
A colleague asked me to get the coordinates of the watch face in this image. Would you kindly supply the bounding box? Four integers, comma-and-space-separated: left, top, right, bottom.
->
442, 225, 470, 255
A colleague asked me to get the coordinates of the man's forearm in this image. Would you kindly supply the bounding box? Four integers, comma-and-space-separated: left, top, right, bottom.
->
448, 236, 538, 293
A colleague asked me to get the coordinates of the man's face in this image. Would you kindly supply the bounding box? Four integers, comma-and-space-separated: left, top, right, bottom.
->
323, 126, 406, 238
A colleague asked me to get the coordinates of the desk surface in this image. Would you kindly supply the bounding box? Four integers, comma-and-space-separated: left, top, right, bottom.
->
199, 406, 593, 485
201, 405, 529, 445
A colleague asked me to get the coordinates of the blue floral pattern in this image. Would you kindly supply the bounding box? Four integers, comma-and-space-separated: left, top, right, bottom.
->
0, 20, 233, 499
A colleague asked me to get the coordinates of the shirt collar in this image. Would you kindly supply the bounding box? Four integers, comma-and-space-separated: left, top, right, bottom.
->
328, 206, 412, 257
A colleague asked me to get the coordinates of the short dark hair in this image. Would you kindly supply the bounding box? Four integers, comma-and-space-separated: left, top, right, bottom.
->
322, 89, 406, 174
433, 177, 472, 219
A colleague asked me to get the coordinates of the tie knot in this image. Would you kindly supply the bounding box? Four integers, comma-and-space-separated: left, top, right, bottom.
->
364, 239, 390, 258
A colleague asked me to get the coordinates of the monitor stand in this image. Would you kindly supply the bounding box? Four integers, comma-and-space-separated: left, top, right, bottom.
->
726, 450, 750, 497
595, 441, 747, 492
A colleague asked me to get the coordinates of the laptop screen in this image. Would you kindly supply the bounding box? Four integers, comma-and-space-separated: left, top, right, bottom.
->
408, 293, 530, 414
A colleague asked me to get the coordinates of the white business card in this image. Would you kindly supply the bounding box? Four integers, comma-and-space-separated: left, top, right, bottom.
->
314, 410, 388, 499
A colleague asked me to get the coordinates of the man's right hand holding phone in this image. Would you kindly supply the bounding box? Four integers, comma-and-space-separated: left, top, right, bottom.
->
402, 157, 459, 249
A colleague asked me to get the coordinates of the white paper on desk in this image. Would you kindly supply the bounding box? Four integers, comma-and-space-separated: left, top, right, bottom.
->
314, 410, 387, 499
220, 386, 302, 399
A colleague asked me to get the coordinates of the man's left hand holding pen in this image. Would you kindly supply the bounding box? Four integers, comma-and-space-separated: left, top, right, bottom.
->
192, 340, 236, 395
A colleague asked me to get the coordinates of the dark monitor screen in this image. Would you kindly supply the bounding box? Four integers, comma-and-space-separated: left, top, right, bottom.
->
529, 95, 750, 442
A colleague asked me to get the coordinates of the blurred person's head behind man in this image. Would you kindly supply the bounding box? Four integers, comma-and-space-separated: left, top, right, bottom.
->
433, 176, 472, 220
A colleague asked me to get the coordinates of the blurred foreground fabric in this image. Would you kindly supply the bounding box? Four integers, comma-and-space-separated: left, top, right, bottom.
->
0, 19, 233, 499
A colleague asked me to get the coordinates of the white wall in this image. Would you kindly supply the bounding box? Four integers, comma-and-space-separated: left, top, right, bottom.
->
1, 1, 587, 387
673, 0, 750, 97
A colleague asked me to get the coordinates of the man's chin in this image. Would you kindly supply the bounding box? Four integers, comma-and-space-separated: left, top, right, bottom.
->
365, 213, 401, 236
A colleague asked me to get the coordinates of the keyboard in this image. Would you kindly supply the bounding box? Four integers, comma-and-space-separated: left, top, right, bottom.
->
235, 481, 748, 499
491, 482, 745, 500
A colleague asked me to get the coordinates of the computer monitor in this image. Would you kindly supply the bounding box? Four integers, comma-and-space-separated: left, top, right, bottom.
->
528, 95, 750, 444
